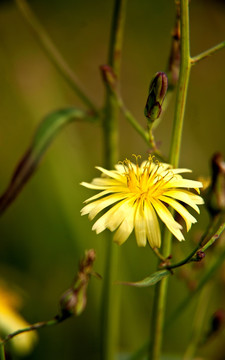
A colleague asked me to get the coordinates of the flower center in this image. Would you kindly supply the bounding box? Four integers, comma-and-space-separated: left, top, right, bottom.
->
124, 157, 154, 197
123, 155, 174, 200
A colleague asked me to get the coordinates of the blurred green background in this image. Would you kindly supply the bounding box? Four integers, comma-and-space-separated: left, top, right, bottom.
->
0, 0, 225, 359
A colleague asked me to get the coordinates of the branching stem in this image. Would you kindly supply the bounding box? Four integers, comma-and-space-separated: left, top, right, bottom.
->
191, 40, 225, 65
149, 1, 191, 359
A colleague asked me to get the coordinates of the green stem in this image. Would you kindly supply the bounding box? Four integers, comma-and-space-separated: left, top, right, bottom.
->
169, 3, 191, 167
166, 244, 225, 330
100, 2, 127, 360
0, 317, 60, 347
117, 98, 150, 145
100, 235, 120, 360
182, 286, 211, 360
191, 40, 225, 65
14, 0, 98, 113
149, 1, 191, 359
167, 220, 225, 270
128, 238, 225, 360
0, 343, 6, 360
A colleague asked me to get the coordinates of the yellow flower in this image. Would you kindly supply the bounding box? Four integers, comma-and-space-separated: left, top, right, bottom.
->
81, 156, 204, 248
0, 283, 37, 355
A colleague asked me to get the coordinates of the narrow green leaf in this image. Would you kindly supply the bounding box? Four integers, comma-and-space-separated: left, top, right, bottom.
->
0, 107, 95, 215
117, 269, 170, 288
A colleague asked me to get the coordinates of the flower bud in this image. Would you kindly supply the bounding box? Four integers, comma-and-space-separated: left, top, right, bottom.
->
144, 72, 168, 122
60, 286, 87, 317
60, 288, 81, 317
59, 249, 96, 318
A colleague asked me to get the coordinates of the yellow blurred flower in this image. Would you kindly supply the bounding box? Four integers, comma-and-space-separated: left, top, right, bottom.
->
81, 156, 204, 248
0, 283, 37, 355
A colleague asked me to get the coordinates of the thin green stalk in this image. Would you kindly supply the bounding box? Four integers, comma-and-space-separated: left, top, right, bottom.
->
100, 235, 120, 360
129, 239, 225, 360
167, 221, 225, 270
100, 2, 127, 360
166, 244, 225, 329
0, 318, 60, 347
117, 98, 150, 145
0, 343, 6, 360
149, 1, 191, 359
182, 286, 211, 360
169, 3, 191, 167
14, 0, 98, 113
191, 41, 225, 65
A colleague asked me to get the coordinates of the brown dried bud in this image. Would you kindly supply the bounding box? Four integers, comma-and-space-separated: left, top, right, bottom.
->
205, 153, 225, 216
211, 309, 225, 332
60, 288, 81, 317
59, 249, 96, 317
195, 250, 206, 261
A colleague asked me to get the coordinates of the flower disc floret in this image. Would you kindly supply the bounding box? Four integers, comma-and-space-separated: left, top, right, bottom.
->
81, 156, 204, 248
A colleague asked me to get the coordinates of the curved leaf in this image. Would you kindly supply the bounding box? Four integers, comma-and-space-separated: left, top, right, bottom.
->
117, 269, 170, 288
0, 107, 95, 215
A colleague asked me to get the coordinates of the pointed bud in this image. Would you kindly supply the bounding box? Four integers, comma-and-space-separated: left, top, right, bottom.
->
144, 72, 168, 122
205, 153, 225, 216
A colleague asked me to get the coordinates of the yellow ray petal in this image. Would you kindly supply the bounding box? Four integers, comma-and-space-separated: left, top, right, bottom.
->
163, 189, 203, 212
95, 166, 123, 180
92, 178, 121, 186
151, 198, 184, 241
134, 200, 147, 247
80, 181, 109, 190
159, 195, 197, 231
145, 201, 161, 248
170, 168, 192, 174
92, 198, 134, 234
113, 206, 135, 245
164, 178, 203, 189
81, 194, 126, 220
